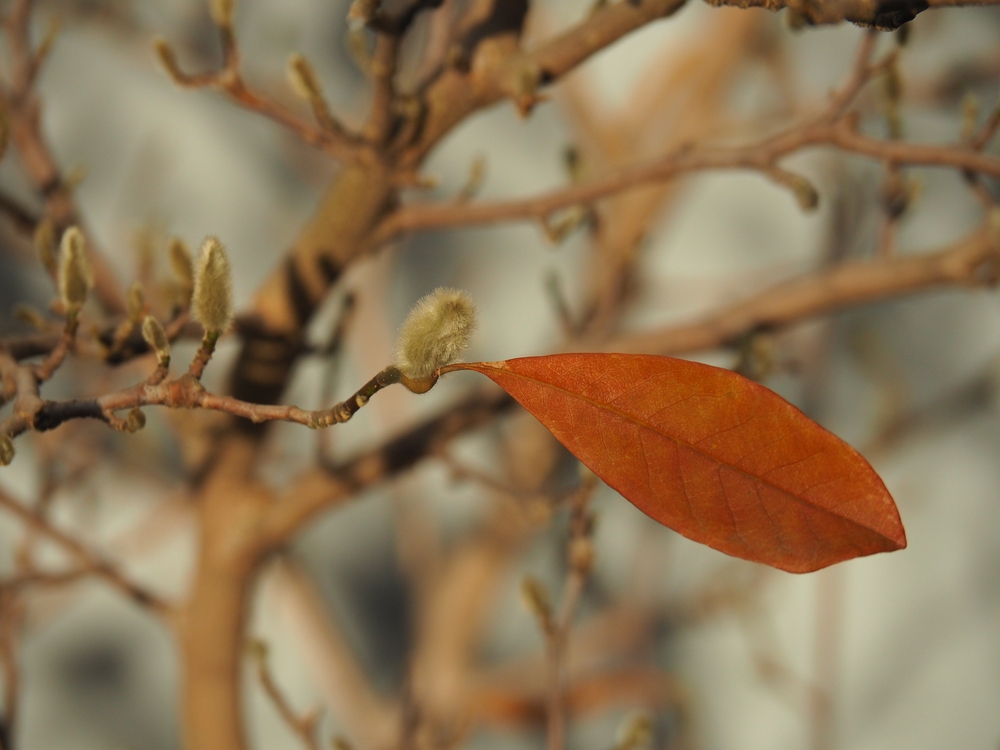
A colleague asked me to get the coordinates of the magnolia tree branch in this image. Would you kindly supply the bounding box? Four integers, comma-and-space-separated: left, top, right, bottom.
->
704, 0, 1000, 28
0, 0, 126, 315
614, 220, 1000, 354
154, 13, 367, 166
374, 117, 1000, 242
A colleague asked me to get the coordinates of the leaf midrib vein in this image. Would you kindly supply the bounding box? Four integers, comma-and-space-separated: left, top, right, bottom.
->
487, 364, 864, 529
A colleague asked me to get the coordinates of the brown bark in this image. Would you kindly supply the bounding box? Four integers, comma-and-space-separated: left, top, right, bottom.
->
180, 438, 271, 750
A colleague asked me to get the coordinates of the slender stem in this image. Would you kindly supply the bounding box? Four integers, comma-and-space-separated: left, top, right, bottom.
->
546, 477, 597, 750
188, 331, 220, 380
0, 489, 172, 616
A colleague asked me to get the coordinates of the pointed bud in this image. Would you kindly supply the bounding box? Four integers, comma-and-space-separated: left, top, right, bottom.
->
519, 575, 553, 633
58, 227, 93, 313
126, 282, 146, 322
14, 305, 48, 330
169, 237, 194, 306
246, 639, 268, 663
287, 53, 322, 101
153, 37, 189, 86
394, 288, 476, 380
192, 236, 233, 333
35, 17, 59, 67
209, 0, 235, 28
35, 218, 57, 277
125, 408, 146, 433
962, 93, 980, 143
791, 176, 819, 212
0, 435, 14, 466
142, 316, 171, 367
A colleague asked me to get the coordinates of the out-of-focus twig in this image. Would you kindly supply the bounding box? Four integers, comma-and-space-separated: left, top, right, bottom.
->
247, 638, 321, 750
0, 488, 173, 616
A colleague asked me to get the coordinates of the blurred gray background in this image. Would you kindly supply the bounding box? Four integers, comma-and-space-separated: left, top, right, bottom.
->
1, 1, 999, 749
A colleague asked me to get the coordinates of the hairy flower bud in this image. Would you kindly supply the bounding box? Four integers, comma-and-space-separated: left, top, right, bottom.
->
0, 435, 14, 466
142, 316, 171, 367
58, 227, 93, 314
192, 236, 233, 333
394, 288, 476, 380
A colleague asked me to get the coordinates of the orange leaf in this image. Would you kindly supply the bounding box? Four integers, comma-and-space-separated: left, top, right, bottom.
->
445, 354, 905, 573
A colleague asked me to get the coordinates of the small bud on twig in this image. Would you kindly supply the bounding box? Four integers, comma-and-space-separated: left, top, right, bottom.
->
35, 17, 60, 68
126, 282, 146, 322
125, 408, 146, 433
613, 714, 653, 750
394, 288, 476, 380
520, 575, 554, 634
169, 237, 195, 307
192, 236, 234, 334
961, 93, 980, 143
0, 435, 14, 466
14, 305, 48, 330
792, 179, 819, 212
287, 53, 322, 101
34, 218, 57, 277
209, 0, 235, 28
457, 156, 486, 203
153, 37, 188, 85
58, 227, 93, 314
766, 169, 819, 212
142, 316, 171, 368
347, 0, 379, 29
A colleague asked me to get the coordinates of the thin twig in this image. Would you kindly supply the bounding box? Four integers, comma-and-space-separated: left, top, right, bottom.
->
0, 488, 173, 617
154, 26, 366, 165
247, 639, 320, 750
547, 474, 597, 750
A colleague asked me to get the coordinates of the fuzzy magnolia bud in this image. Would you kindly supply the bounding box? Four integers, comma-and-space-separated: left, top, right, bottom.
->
192, 236, 233, 333
394, 288, 476, 380
0, 435, 14, 466
58, 227, 93, 313
142, 316, 171, 366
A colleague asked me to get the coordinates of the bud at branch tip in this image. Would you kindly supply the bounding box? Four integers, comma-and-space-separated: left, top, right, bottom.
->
58, 226, 93, 314
192, 236, 234, 334
142, 316, 171, 367
394, 288, 476, 381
